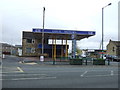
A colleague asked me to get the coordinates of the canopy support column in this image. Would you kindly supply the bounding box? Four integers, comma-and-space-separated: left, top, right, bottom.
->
54, 37, 56, 60
53, 37, 56, 65
61, 38, 64, 60
65, 36, 68, 59
52, 37, 54, 60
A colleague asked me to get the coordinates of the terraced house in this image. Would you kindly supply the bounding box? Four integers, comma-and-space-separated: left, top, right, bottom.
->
106, 39, 120, 57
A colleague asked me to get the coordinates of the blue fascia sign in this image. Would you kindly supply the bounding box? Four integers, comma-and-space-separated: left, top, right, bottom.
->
33, 28, 95, 35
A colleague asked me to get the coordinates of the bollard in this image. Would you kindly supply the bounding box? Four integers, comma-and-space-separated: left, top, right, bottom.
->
108, 59, 110, 65
86, 59, 87, 65
53, 60, 55, 65
53, 58, 55, 65
40, 56, 44, 62
2, 54, 5, 59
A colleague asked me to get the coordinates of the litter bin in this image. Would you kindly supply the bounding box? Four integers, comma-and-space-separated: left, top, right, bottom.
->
40, 56, 44, 62
2, 54, 5, 59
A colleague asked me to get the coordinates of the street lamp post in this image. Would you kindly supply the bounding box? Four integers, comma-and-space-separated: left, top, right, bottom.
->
41, 7, 45, 62
102, 3, 111, 59
42, 7, 45, 55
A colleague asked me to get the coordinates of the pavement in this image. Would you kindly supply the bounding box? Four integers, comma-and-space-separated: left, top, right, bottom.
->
19, 56, 70, 65
19, 56, 119, 66
1, 55, 119, 88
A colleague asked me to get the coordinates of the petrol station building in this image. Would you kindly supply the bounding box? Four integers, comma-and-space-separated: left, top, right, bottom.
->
22, 28, 95, 59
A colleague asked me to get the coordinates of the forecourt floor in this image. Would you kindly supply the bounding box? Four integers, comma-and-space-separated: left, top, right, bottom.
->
1, 55, 119, 88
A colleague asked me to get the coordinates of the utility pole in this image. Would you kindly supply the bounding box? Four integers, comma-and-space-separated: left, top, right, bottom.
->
101, 3, 111, 59
40, 7, 45, 62
42, 7, 45, 55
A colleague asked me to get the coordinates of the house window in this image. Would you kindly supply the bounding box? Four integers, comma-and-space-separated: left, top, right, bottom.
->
26, 39, 35, 44
113, 47, 115, 52
31, 48, 35, 53
26, 48, 35, 53
26, 48, 31, 53
118, 47, 120, 50
26, 39, 32, 43
32, 39, 35, 43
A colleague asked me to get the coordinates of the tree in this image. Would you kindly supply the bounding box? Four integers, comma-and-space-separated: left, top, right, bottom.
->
76, 45, 82, 55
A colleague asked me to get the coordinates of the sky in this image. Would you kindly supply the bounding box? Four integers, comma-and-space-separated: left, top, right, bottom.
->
0, 0, 119, 50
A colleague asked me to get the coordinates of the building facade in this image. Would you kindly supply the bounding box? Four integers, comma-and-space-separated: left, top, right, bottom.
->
22, 29, 95, 58
15, 45, 22, 56
22, 31, 68, 57
106, 40, 120, 57
86, 49, 106, 58
1, 43, 17, 55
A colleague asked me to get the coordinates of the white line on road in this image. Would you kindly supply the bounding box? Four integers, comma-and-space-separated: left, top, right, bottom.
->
83, 74, 119, 78
1, 73, 46, 76
80, 71, 88, 77
24, 62, 37, 65
1, 76, 56, 81
0, 71, 23, 73
111, 71, 114, 76
19, 61, 37, 65
17, 67, 24, 72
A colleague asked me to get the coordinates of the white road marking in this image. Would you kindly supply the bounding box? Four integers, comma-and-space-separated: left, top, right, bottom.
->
0, 72, 14, 74
111, 71, 114, 76
84, 74, 118, 78
1, 73, 46, 76
19, 61, 37, 65
1, 76, 56, 81
0, 71, 22, 73
88, 70, 118, 72
0, 70, 84, 73
17, 67, 24, 72
80, 71, 88, 77
1, 67, 24, 73
19, 61, 22, 64
24, 62, 37, 65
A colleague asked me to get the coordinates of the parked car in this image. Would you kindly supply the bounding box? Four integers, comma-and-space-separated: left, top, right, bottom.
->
106, 55, 120, 62
113, 56, 120, 62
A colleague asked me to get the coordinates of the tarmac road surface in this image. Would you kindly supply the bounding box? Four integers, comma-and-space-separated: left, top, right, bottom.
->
1, 55, 119, 88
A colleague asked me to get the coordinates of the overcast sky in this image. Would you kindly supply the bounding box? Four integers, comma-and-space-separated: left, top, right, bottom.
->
1, 0, 119, 50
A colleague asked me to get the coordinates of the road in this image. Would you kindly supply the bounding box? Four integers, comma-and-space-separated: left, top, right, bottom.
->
1, 55, 119, 88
